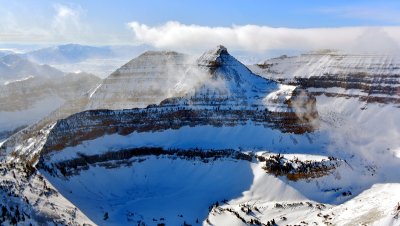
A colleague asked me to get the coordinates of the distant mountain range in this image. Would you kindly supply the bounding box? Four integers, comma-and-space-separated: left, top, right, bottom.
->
21, 44, 152, 77
24, 44, 115, 64
19, 44, 150, 64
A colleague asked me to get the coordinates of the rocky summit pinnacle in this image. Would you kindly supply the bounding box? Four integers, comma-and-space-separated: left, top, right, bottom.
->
197, 45, 230, 68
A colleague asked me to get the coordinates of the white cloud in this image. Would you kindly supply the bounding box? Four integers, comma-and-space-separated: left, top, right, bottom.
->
51, 4, 89, 42
53, 4, 82, 32
0, 4, 95, 44
128, 21, 400, 53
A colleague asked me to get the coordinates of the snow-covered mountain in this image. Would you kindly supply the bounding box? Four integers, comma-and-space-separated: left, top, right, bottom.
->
0, 46, 400, 226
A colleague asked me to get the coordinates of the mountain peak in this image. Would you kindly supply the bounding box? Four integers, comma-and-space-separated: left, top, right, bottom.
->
197, 45, 230, 68
212, 45, 228, 55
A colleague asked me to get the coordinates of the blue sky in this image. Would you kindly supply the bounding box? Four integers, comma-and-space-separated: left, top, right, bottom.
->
2, 0, 400, 27
1, 0, 400, 52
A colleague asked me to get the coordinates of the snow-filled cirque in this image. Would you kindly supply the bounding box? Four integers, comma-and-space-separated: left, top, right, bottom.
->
1, 45, 400, 226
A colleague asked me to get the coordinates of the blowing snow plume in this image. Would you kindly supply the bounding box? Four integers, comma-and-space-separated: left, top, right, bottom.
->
290, 89, 319, 129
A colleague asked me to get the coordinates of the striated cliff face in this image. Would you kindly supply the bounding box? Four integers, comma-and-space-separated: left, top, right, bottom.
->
5, 46, 318, 159
250, 51, 400, 105
86, 51, 191, 110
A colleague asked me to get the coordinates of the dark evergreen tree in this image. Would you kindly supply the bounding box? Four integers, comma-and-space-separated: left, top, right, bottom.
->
15, 206, 20, 221
1, 206, 7, 221
10, 216, 17, 225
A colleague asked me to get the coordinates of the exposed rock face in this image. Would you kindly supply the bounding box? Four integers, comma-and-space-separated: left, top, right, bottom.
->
250, 51, 400, 105
86, 51, 191, 110
37, 46, 318, 156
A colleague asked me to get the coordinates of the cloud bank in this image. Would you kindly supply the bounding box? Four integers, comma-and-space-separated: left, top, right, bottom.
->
128, 21, 400, 53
